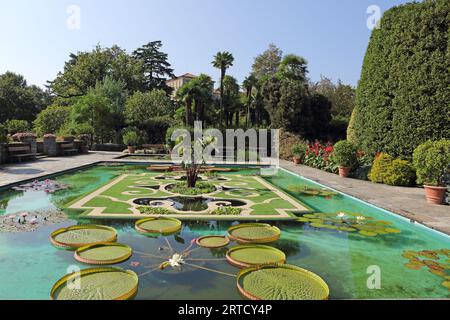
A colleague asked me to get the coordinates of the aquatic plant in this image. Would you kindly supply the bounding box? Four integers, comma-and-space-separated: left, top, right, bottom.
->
226, 245, 286, 268
135, 217, 182, 235
50, 225, 118, 249
402, 249, 450, 290
196, 235, 230, 248
12, 179, 70, 193
51, 267, 138, 300
228, 223, 281, 244
297, 211, 401, 237
288, 185, 338, 197
75, 243, 133, 265
237, 264, 329, 300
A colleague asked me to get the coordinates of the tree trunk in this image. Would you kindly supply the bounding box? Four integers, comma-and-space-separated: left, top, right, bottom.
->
185, 100, 192, 126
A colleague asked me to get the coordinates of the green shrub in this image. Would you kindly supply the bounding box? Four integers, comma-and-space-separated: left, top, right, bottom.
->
352, 0, 450, 158
33, 105, 70, 136
413, 140, 450, 186
292, 142, 308, 159
4, 119, 30, 135
383, 159, 416, 187
122, 131, 139, 146
0, 123, 7, 143
368, 153, 393, 183
332, 140, 357, 168
138, 206, 172, 215
279, 130, 304, 160
169, 181, 216, 195
210, 206, 242, 215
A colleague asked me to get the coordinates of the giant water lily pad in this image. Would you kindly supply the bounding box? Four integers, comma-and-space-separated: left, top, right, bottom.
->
196, 235, 230, 248
237, 264, 329, 300
50, 267, 138, 300
228, 223, 281, 244
75, 243, 133, 265
135, 217, 182, 235
50, 225, 117, 249
226, 245, 286, 268
289, 186, 338, 197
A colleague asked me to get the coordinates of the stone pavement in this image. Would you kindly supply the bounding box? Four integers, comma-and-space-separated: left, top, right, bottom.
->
0, 153, 448, 235
281, 160, 450, 236
0, 151, 121, 187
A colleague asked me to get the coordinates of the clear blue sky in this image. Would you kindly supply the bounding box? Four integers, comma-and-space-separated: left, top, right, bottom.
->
0, 0, 412, 88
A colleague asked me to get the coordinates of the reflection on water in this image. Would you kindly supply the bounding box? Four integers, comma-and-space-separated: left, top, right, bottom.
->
0, 164, 449, 300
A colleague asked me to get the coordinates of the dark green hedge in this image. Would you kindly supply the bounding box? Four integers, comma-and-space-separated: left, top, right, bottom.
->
352, 0, 450, 158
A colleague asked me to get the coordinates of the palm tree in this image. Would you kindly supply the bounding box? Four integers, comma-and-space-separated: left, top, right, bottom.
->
212, 51, 234, 126
242, 74, 257, 127
177, 82, 196, 127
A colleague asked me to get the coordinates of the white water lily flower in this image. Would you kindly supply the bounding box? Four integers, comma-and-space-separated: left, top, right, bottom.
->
168, 253, 185, 267
337, 212, 346, 218
356, 216, 366, 223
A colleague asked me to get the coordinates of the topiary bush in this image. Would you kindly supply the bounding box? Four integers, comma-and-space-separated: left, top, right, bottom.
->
368, 153, 393, 183
352, 0, 450, 159
291, 142, 308, 160
413, 140, 450, 186
122, 131, 139, 147
383, 159, 416, 187
332, 140, 357, 168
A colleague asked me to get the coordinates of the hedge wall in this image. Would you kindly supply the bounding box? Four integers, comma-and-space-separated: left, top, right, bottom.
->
352, 0, 450, 158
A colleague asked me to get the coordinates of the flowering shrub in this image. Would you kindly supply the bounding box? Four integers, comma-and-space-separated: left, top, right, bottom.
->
303, 141, 338, 173
11, 132, 37, 142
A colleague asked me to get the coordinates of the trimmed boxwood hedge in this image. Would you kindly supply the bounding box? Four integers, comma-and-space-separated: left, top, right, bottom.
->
352, 0, 450, 158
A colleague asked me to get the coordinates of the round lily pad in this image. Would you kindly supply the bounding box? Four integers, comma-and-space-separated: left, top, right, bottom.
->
50, 225, 118, 250
226, 245, 286, 268
237, 264, 329, 300
50, 267, 138, 300
74, 243, 133, 265
227, 223, 281, 244
196, 235, 230, 248
135, 217, 182, 235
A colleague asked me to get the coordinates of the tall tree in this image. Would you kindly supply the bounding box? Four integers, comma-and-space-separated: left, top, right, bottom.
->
212, 51, 234, 126
242, 74, 257, 127
276, 54, 309, 83
0, 72, 49, 123
132, 41, 175, 92
48, 45, 144, 100
222, 76, 241, 126
252, 44, 283, 80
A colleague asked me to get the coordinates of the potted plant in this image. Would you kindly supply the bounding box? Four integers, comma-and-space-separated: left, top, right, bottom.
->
413, 140, 450, 205
291, 142, 308, 165
123, 131, 139, 154
332, 140, 357, 178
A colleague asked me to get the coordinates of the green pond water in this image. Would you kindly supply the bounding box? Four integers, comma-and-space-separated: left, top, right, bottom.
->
0, 164, 449, 300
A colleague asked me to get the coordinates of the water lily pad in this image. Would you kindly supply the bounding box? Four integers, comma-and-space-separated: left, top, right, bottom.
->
226, 245, 286, 268
135, 217, 182, 235
75, 243, 133, 265
358, 230, 378, 237
237, 264, 329, 300
51, 225, 117, 250
228, 223, 281, 244
51, 267, 138, 300
196, 235, 230, 248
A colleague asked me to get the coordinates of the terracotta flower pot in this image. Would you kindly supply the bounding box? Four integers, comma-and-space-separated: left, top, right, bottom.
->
128, 146, 136, 154
338, 166, 351, 178
293, 157, 301, 165
424, 185, 447, 205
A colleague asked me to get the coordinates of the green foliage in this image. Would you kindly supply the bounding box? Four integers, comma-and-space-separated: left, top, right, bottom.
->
132, 41, 174, 92
138, 206, 173, 215
48, 45, 144, 99
209, 206, 241, 215
353, 0, 450, 158
368, 153, 393, 183
4, 119, 30, 134
413, 140, 450, 186
291, 142, 308, 158
33, 105, 70, 136
346, 109, 357, 143
125, 89, 173, 125
332, 140, 357, 168
0, 72, 49, 123
0, 123, 7, 143
252, 44, 283, 79
169, 181, 216, 195
122, 131, 139, 146
383, 159, 416, 187
276, 54, 308, 82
